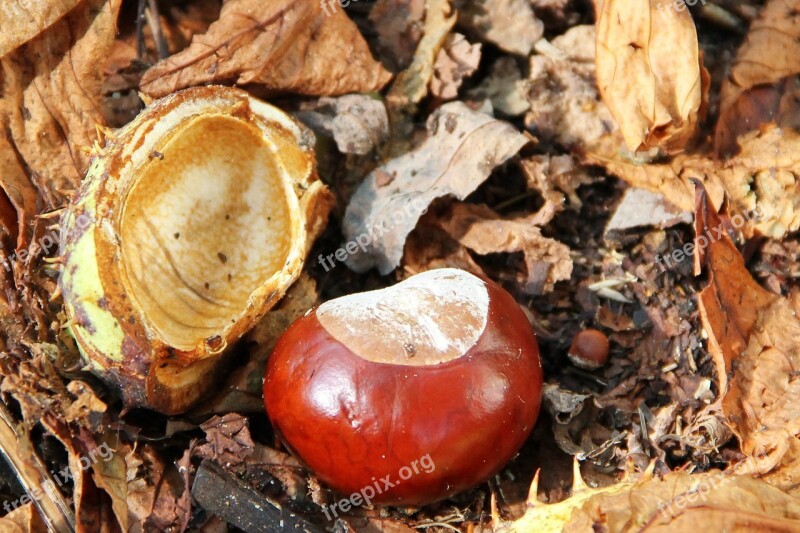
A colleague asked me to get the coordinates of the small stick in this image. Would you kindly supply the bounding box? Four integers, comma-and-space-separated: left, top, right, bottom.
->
0, 401, 75, 533
192, 460, 324, 533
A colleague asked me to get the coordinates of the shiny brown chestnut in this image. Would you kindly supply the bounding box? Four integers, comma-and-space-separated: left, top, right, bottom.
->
263, 268, 542, 506
567, 328, 610, 370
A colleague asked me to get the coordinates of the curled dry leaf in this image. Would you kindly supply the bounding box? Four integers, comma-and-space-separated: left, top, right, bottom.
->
587, 126, 800, 240
387, 0, 456, 110
526, 25, 617, 148
0, 0, 81, 58
595, 0, 704, 153
716, 1, 800, 156
140, 0, 391, 98
0, 0, 122, 217
520, 154, 592, 209
430, 33, 481, 100
195, 413, 256, 471
455, 0, 544, 56
343, 101, 528, 274
296, 95, 389, 155
433, 203, 572, 295
497, 464, 800, 532
693, 184, 800, 477
385, 0, 456, 155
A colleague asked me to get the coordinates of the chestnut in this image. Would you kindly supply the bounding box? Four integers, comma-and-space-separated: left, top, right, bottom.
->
263, 268, 542, 506
567, 329, 610, 370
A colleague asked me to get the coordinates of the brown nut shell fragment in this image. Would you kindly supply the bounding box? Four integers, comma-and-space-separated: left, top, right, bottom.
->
59, 86, 332, 414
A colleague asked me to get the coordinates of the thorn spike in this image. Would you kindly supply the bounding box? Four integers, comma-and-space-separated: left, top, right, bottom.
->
526, 470, 540, 507
572, 458, 588, 494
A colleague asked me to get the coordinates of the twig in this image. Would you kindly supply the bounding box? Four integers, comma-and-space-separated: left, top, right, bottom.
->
145, 0, 169, 60
0, 400, 74, 533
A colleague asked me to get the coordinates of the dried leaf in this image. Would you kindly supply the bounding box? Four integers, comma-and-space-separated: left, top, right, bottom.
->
343, 101, 528, 274
718, 0, 800, 126
526, 25, 617, 148
520, 154, 592, 209
595, 0, 704, 153
497, 464, 800, 532
456, 0, 544, 56
0, 0, 81, 58
368, 0, 426, 70
195, 413, 255, 472
605, 188, 691, 235
296, 95, 389, 155
0, 0, 122, 210
0, 503, 47, 533
434, 203, 572, 294
586, 126, 800, 240
468, 57, 531, 116
691, 184, 800, 479
715, 76, 800, 158
430, 33, 481, 99
402, 222, 486, 275
140, 0, 391, 98
387, 0, 457, 110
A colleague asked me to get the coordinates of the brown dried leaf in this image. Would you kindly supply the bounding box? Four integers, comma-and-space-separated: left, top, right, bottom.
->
387, 0, 457, 110
595, 0, 704, 153
402, 222, 486, 275
195, 413, 255, 471
468, 57, 530, 116
526, 25, 617, 148
586, 126, 800, 240
718, 0, 800, 126
343, 101, 528, 274
692, 183, 777, 395
368, 0, 425, 70
434, 203, 572, 294
430, 33, 481, 100
0, 0, 122, 211
692, 184, 800, 479
0, 503, 47, 533
498, 465, 800, 532
520, 154, 592, 209
296, 95, 389, 155
140, 0, 391, 98
715, 1, 800, 156
456, 0, 544, 56
715, 76, 800, 158
0, 0, 81, 58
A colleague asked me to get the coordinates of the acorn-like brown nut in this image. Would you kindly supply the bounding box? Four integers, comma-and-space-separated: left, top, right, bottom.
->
59, 86, 332, 414
264, 268, 543, 506
567, 329, 610, 370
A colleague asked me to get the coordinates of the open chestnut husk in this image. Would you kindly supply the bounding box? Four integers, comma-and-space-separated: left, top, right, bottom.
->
59, 86, 332, 414
264, 268, 543, 506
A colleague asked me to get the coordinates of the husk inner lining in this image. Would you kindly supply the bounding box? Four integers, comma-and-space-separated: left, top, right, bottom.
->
120, 114, 292, 350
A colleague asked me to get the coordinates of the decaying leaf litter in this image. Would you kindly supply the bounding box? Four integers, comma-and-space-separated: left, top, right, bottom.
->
0, 0, 800, 531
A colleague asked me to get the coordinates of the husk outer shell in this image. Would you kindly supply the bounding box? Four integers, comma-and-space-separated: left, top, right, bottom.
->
59, 86, 332, 414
